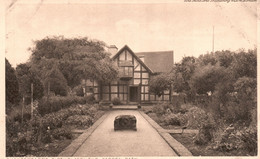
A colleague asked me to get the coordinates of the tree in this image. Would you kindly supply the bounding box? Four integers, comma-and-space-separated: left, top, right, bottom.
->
149, 73, 172, 97
170, 56, 196, 101
29, 36, 118, 92
43, 64, 68, 96
234, 77, 256, 102
6, 58, 20, 110
190, 64, 227, 95
197, 52, 217, 66
215, 50, 234, 68
58, 61, 82, 88
230, 49, 257, 79
16, 63, 44, 103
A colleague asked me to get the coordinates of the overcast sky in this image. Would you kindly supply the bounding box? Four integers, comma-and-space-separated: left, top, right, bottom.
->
5, 0, 257, 67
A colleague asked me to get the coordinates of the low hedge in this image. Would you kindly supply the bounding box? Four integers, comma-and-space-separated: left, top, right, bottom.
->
38, 95, 95, 115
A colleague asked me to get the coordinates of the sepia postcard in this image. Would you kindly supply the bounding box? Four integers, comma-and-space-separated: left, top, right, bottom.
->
2, 0, 259, 158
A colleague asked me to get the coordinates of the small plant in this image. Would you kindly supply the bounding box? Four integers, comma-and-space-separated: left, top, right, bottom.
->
163, 114, 181, 126
85, 94, 96, 104
194, 122, 216, 145
73, 86, 84, 97
112, 97, 121, 105
52, 127, 72, 140
152, 103, 175, 116
240, 128, 257, 154
65, 115, 93, 128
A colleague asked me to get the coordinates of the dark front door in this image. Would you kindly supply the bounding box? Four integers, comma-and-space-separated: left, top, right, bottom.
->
129, 86, 138, 102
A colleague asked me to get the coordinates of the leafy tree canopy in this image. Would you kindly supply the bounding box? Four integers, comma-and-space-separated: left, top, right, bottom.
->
190, 64, 227, 95
149, 73, 172, 97
6, 58, 20, 105
43, 63, 68, 96
29, 36, 118, 90
171, 56, 196, 94
16, 63, 44, 101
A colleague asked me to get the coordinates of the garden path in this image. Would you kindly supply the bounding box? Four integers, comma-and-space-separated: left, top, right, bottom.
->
72, 110, 177, 157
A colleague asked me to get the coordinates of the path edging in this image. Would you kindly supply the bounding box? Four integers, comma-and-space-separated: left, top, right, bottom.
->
58, 112, 110, 157
139, 111, 193, 156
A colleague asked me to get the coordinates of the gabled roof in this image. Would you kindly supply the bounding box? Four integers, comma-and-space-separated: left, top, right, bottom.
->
135, 51, 174, 73
112, 45, 154, 74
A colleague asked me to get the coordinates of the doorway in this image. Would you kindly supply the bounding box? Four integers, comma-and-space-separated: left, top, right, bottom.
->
129, 86, 138, 102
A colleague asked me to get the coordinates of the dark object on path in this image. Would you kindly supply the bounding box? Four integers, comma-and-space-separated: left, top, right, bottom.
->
114, 115, 137, 131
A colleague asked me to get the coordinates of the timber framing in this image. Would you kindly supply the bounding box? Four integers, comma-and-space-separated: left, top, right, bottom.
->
84, 45, 173, 104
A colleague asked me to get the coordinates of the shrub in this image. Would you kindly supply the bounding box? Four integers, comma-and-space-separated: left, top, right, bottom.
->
38, 96, 87, 115
194, 122, 216, 145
6, 104, 31, 123
52, 127, 72, 140
162, 113, 181, 126
152, 104, 165, 116
85, 94, 96, 104
152, 103, 175, 116
65, 115, 93, 128
112, 97, 121, 105
6, 121, 32, 156
184, 106, 215, 129
212, 125, 257, 155
223, 100, 253, 125
73, 85, 84, 97
240, 128, 257, 154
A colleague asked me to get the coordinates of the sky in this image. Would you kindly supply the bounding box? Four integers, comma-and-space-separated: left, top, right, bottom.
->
5, 0, 258, 67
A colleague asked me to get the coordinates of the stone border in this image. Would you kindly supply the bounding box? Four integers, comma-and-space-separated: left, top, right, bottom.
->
139, 111, 193, 156
58, 112, 110, 157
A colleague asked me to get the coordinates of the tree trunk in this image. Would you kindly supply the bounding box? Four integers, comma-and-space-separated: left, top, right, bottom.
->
37, 118, 42, 145
22, 95, 24, 123
84, 79, 86, 97
31, 83, 33, 121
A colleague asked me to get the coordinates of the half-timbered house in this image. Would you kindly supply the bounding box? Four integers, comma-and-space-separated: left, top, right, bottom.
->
84, 45, 174, 104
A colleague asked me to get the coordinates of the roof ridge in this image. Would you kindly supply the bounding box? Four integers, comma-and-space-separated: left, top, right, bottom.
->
136, 50, 173, 54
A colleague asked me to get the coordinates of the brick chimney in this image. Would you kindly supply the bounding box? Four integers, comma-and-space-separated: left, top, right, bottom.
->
108, 45, 118, 57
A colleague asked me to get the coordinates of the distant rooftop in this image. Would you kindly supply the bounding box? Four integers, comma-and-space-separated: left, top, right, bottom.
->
109, 45, 118, 49
136, 51, 174, 73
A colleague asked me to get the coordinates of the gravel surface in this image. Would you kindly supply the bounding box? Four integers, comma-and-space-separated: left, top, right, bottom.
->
73, 110, 177, 157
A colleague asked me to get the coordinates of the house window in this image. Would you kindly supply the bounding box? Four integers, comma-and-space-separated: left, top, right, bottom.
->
124, 67, 128, 76
111, 94, 118, 99
111, 86, 118, 93
119, 66, 133, 77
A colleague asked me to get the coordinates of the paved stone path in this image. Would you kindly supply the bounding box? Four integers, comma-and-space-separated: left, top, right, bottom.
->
73, 110, 177, 157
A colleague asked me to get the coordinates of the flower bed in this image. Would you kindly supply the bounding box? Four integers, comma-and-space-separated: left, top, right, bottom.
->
145, 103, 257, 156
6, 103, 104, 157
